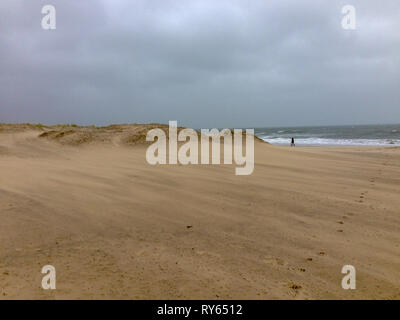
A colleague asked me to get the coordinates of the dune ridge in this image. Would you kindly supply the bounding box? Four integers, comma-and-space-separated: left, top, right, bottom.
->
0, 123, 264, 147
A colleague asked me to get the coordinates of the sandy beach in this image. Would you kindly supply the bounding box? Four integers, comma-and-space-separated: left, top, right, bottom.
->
0, 124, 399, 299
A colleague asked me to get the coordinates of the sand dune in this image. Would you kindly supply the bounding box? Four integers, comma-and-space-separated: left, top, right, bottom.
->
0, 125, 399, 299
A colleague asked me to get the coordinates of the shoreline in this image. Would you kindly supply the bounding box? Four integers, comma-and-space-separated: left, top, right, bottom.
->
263, 144, 400, 148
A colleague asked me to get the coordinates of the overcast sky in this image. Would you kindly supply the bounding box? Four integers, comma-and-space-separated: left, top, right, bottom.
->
0, 0, 399, 128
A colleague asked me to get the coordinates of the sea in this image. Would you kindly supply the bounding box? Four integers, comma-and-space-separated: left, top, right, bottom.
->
254, 124, 400, 146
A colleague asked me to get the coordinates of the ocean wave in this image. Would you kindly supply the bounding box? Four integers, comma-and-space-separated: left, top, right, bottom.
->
258, 137, 400, 146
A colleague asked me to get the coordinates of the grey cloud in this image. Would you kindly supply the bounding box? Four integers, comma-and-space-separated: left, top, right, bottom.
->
0, 0, 399, 127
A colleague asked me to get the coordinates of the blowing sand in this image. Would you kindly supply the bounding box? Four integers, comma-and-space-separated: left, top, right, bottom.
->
0, 124, 399, 299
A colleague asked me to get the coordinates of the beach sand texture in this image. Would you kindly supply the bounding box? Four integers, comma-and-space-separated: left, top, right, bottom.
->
0, 124, 399, 299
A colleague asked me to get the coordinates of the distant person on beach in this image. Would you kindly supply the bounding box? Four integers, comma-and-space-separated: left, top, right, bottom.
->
291, 137, 295, 147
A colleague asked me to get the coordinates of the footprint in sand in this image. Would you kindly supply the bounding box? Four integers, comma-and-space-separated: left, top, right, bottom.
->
288, 282, 303, 297
289, 283, 302, 290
